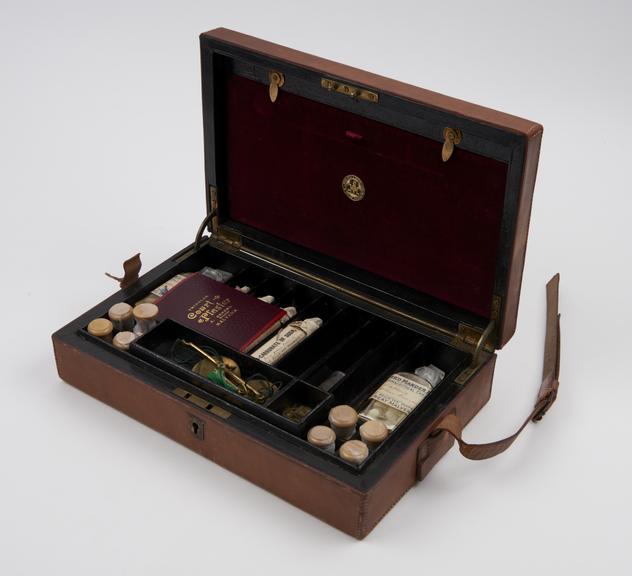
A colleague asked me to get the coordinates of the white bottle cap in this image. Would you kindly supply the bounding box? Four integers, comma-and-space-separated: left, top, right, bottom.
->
280, 307, 297, 324
414, 364, 445, 387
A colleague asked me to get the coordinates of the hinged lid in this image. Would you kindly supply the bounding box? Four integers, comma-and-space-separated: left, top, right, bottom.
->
199, 28, 543, 349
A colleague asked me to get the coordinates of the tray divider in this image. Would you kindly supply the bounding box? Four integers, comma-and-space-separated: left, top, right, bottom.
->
296, 318, 375, 382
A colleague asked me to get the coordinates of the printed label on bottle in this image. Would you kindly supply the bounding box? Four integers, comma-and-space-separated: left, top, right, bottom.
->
369, 373, 433, 415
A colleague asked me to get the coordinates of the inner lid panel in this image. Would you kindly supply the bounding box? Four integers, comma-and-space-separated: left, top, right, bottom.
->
225, 73, 508, 319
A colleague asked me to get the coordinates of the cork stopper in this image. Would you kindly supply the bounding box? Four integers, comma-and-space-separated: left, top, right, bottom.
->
339, 440, 369, 465
359, 420, 388, 446
87, 318, 113, 338
328, 405, 358, 428
113, 331, 137, 351
108, 302, 133, 322
307, 425, 336, 448
133, 302, 159, 321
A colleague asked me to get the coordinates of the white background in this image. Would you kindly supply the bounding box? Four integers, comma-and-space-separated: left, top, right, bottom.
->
1, 0, 630, 574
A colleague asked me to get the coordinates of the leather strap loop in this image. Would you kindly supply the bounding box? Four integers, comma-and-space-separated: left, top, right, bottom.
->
105, 253, 142, 289
433, 274, 561, 461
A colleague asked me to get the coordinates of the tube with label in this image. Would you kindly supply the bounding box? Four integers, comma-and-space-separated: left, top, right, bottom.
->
250, 317, 322, 365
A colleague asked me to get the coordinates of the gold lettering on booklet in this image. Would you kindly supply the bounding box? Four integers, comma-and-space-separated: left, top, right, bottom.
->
187, 294, 239, 328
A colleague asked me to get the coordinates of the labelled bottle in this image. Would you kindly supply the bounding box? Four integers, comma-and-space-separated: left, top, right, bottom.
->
358, 365, 445, 431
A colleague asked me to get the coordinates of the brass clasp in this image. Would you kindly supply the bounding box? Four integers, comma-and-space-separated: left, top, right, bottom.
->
442, 127, 462, 162
321, 78, 378, 103
268, 71, 285, 102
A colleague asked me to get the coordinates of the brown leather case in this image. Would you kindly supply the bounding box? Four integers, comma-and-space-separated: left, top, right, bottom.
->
52, 28, 559, 539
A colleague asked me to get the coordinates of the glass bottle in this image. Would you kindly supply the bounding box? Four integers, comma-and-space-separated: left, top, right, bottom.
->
339, 440, 369, 465
358, 365, 445, 431
108, 302, 134, 332
307, 425, 336, 453
87, 318, 113, 342
112, 331, 137, 351
132, 303, 159, 337
359, 420, 388, 450
328, 404, 358, 441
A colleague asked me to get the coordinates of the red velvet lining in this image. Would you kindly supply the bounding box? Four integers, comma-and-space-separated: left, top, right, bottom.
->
226, 74, 508, 318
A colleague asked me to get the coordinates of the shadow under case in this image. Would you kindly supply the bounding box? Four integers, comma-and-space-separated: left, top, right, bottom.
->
52, 28, 559, 539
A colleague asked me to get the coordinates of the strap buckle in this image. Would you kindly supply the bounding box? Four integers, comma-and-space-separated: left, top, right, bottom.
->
532, 386, 558, 422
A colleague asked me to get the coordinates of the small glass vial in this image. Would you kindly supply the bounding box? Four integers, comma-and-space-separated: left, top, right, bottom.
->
108, 302, 134, 332
339, 440, 369, 465
132, 303, 159, 337
200, 267, 233, 283
319, 370, 346, 392
359, 365, 445, 431
112, 331, 137, 351
87, 318, 113, 342
281, 306, 297, 323
328, 405, 358, 441
359, 420, 388, 450
307, 425, 336, 453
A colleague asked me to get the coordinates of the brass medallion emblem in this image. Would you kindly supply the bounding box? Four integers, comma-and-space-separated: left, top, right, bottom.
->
342, 174, 365, 202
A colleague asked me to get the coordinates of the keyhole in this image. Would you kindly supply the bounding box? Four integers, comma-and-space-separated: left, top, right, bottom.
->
189, 418, 203, 439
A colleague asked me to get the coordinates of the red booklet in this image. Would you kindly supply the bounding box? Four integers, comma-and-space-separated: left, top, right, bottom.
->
155, 272, 287, 352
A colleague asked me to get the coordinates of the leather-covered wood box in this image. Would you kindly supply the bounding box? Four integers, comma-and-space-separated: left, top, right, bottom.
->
52, 28, 560, 539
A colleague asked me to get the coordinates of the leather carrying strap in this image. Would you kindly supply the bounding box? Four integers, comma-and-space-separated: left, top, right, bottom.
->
105, 253, 142, 289
434, 273, 561, 460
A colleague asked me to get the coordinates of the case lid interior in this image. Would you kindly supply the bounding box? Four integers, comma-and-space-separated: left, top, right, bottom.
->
200, 29, 543, 348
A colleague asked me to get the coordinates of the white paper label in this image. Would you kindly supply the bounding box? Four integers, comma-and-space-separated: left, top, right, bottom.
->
150, 274, 188, 298
369, 373, 433, 415
251, 318, 321, 365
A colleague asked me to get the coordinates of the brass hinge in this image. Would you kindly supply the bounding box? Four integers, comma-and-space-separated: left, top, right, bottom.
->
206, 186, 242, 249
452, 294, 501, 360
215, 226, 242, 249
491, 294, 502, 324
209, 185, 219, 233
453, 319, 496, 384
453, 324, 486, 351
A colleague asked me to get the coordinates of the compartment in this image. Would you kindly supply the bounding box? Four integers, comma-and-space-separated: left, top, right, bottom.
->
307, 328, 472, 469
266, 381, 332, 435
244, 275, 294, 302
300, 318, 396, 392
129, 319, 304, 430
272, 303, 369, 374
326, 328, 422, 406
226, 265, 277, 294
76, 240, 476, 473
